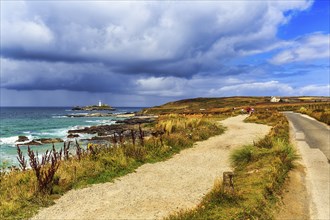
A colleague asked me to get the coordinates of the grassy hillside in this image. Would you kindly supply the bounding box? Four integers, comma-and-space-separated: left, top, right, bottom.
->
141, 96, 330, 115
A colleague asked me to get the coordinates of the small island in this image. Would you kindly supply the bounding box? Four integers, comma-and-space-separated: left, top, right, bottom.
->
72, 101, 116, 111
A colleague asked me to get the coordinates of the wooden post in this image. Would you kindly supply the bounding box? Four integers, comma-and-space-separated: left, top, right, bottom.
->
222, 171, 235, 194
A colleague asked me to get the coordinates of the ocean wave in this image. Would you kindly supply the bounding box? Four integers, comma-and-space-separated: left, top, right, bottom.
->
85, 119, 115, 125
0, 121, 109, 147
36, 129, 68, 137
113, 111, 131, 115
52, 115, 67, 118
0, 135, 34, 146
34, 125, 87, 137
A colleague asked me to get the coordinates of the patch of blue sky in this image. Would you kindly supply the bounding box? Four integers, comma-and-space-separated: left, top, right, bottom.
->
278, 0, 330, 39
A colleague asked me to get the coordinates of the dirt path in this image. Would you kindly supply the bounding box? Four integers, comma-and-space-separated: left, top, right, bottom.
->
32, 115, 270, 220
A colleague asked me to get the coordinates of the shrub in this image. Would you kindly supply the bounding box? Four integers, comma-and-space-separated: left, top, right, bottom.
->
298, 107, 307, 114
320, 112, 330, 125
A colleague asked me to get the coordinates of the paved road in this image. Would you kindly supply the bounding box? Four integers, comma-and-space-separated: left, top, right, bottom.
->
284, 112, 330, 219
284, 112, 330, 161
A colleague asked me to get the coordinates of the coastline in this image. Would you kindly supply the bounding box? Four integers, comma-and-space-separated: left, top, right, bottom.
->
0, 107, 144, 167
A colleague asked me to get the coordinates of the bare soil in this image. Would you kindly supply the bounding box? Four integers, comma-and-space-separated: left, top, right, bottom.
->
275, 164, 310, 220
32, 115, 270, 220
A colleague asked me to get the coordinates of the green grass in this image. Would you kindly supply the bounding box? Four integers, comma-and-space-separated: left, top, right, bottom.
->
0, 115, 225, 220
167, 111, 298, 220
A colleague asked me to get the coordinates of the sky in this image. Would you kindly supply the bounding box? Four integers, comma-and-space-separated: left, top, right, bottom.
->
0, 0, 329, 107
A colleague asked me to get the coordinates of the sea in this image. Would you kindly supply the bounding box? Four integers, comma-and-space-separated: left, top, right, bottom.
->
0, 107, 144, 167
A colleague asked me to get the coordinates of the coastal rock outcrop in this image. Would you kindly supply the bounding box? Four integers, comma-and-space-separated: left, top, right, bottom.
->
17, 138, 64, 146
35, 138, 64, 144
16, 136, 29, 142
67, 134, 80, 138
72, 104, 115, 111
18, 140, 42, 146
67, 113, 114, 118
118, 117, 157, 125
68, 124, 129, 135
67, 116, 156, 143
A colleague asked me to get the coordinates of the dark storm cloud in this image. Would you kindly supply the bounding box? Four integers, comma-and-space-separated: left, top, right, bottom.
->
2, 0, 327, 99
1, 47, 89, 63
0, 60, 136, 93
3, 73, 132, 93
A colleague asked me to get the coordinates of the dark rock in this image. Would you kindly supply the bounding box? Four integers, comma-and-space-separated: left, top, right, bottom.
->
67, 134, 80, 138
67, 114, 85, 118
68, 124, 129, 135
16, 135, 29, 142
72, 106, 83, 110
18, 140, 42, 146
66, 113, 114, 118
67, 117, 155, 141
35, 138, 64, 144
117, 117, 156, 125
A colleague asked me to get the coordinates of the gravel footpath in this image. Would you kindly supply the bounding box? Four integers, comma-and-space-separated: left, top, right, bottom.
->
32, 115, 270, 220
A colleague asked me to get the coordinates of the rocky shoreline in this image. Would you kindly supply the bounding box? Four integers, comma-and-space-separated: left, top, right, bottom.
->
16, 137, 64, 146
68, 116, 157, 142
15, 115, 157, 146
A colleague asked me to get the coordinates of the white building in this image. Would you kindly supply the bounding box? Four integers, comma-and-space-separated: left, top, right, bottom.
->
270, 96, 280, 102
98, 100, 102, 106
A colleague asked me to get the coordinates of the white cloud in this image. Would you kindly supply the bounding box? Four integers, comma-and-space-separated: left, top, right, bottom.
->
270, 33, 330, 65
208, 80, 330, 97
1, 1, 53, 50
209, 81, 295, 96
1, 0, 313, 68
297, 84, 330, 96
136, 77, 188, 97
1, 20, 53, 50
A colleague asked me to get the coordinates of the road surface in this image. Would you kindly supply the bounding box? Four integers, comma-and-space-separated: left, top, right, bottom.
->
284, 112, 329, 161
284, 112, 330, 220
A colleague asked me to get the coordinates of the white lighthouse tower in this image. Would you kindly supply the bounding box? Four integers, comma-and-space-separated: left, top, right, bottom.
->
98, 100, 102, 107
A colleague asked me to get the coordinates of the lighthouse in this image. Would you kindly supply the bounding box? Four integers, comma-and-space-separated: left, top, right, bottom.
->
98, 100, 102, 107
